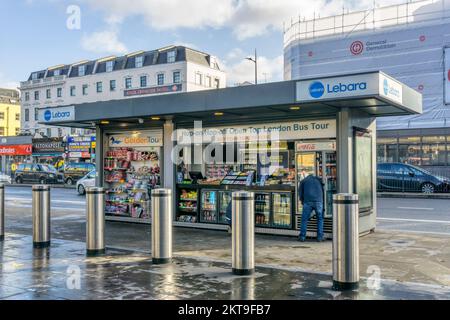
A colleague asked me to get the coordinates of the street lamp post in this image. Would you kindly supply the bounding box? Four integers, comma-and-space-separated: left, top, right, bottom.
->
245, 49, 258, 85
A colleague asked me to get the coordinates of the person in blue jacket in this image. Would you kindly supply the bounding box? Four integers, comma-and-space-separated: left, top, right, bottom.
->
298, 170, 325, 242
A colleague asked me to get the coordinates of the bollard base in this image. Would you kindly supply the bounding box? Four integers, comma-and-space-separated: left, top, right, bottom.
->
332, 280, 359, 291
0, 235, 4, 241
87, 249, 106, 257
232, 268, 254, 276
152, 257, 172, 264
33, 241, 50, 249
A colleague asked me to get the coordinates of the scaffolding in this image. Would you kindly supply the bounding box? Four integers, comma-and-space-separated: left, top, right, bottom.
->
284, 0, 450, 47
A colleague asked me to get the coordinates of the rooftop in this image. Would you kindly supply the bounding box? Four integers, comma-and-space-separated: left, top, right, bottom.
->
23, 45, 221, 83
284, 0, 450, 47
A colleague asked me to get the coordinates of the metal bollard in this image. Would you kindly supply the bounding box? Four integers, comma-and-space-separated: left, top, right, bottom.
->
232, 191, 255, 276
0, 183, 4, 241
151, 189, 172, 264
332, 193, 359, 291
32, 185, 51, 248
86, 187, 105, 256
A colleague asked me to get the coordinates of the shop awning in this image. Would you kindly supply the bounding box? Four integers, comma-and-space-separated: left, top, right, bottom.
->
39, 71, 422, 128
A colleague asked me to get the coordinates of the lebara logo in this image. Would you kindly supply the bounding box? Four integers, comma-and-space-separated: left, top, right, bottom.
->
44, 110, 52, 122
309, 81, 325, 99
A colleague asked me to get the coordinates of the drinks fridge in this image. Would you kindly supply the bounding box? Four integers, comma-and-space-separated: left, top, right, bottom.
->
218, 191, 232, 224
295, 141, 337, 218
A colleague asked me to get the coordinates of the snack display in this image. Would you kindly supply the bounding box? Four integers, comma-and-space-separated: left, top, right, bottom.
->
177, 188, 198, 222
104, 141, 161, 219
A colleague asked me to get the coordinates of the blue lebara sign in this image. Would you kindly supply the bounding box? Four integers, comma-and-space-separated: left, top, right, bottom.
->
309, 82, 325, 98
40, 106, 75, 123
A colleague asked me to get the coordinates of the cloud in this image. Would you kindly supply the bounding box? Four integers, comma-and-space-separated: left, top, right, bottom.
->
82, 0, 407, 40
222, 49, 283, 86
81, 30, 128, 54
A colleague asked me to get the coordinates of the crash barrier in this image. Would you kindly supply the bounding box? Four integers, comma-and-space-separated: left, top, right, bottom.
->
232, 191, 255, 276
332, 193, 359, 291
32, 185, 51, 248
86, 187, 106, 256
151, 189, 173, 264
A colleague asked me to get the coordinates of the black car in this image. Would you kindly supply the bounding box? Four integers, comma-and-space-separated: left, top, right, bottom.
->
377, 163, 450, 193
14, 164, 64, 185
62, 162, 95, 185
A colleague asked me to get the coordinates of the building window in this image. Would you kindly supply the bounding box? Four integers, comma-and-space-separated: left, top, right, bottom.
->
0, 112, 4, 120
106, 61, 114, 72
0, 128, 4, 136
421, 136, 446, 166
214, 78, 220, 89
70, 86, 76, 97
398, 136, 421, 166
58, 128, 63, 137
173, 71, 181, 84
195, 73, 202, 85
96, 82, 103, 93
35, 108, 39, 121
54, 69, 60, 76
78, 65, 86, 76
82, 85, 88, 96
135, 56, 144, 68
47, 128, 52, 137
15, 113, 20, 121
57, 87, 62, 98
25, 92, 30, 101
167, 50, 176, 63
34, 91, 39, 100
110, 80, 116, 91
140, 76, 147, 88
15, 128, 20, 135
31, 73, 38, 80
206, 76, 212, 87
25, 109, 29, 122
46, 89, 51, 99
125, 78, 132, 89
157, 74, 164, 86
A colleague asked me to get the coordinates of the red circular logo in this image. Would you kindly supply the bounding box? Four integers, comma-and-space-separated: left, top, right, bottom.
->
350, 41, 364, 55
419, 35, 426, 42
418, 84, 424, 91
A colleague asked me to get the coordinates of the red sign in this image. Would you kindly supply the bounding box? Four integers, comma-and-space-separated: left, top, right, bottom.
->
448, 70, 450, 81
419, 35, 426, 42
124, 84, 182, 97
0, 144, 32, 156
350, 41, 364, 55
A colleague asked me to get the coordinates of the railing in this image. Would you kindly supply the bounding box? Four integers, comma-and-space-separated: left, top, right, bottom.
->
20, 75, 67, 89
284, 0, 450, 47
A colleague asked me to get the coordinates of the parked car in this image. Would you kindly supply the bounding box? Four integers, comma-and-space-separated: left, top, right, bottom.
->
377, 163, 450, 193
14, 164, 64, 185
62, 162, 95, 185
76, 170, 96, 195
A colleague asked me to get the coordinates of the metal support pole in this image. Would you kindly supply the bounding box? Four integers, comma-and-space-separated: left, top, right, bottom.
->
32, 185, 51, 248
0, 183, 4, 241
151, 189, 172, 264
332, 193, 359, 290
232, 191, 255, 275
86, 187, 105, 256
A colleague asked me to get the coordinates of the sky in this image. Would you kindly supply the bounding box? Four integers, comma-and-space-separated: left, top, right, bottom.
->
0, 0, 407, 89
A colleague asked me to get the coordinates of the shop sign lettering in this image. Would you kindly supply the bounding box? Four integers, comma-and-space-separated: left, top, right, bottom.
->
108, 131, 163, 147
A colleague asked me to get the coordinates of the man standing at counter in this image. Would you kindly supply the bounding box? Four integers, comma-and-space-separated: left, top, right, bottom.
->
298, 170, 325, 242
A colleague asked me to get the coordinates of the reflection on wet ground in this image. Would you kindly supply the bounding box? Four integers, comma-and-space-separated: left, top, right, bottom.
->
1, 233, 450, 300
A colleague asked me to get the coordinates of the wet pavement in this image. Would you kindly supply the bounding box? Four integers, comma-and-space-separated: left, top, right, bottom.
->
1, 233, 450, 300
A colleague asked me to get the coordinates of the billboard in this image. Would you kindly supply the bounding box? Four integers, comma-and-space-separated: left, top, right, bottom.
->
445, 47, 450, 105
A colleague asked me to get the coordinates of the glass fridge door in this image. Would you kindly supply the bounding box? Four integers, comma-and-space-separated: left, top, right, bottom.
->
296, 152, 317, 214
218, 191, 232, 224
324, 152, 337, 218
200, 190, 218, 223
255, 193, 271, 227
272, 192, 292, 228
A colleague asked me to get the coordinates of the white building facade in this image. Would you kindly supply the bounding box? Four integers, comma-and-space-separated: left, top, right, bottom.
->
284, 0, 450, 175
20, 46, 226, 138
